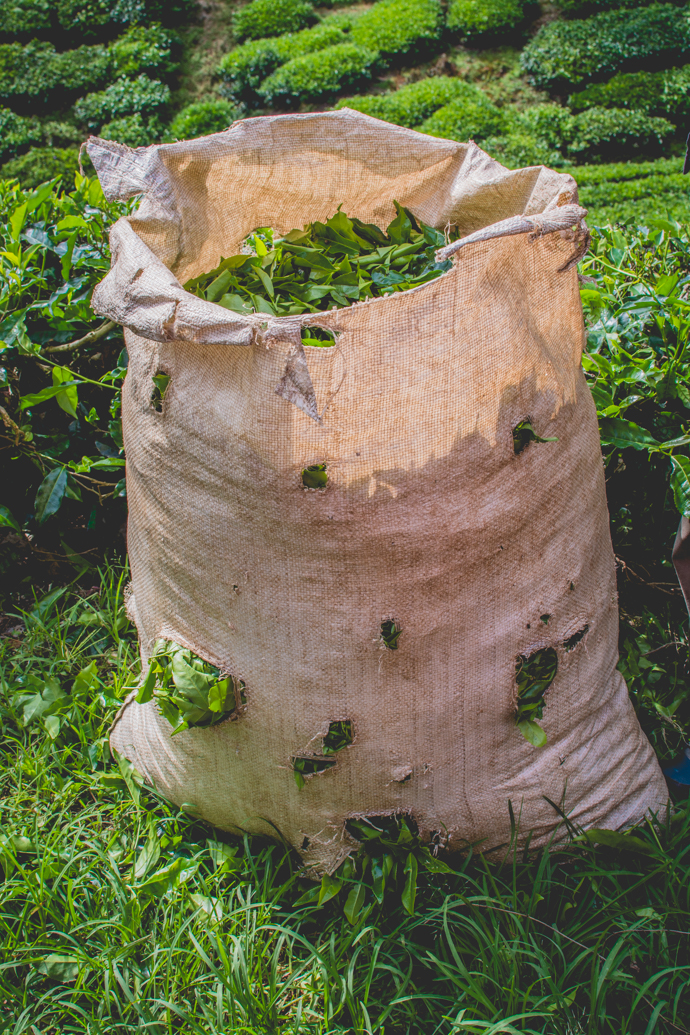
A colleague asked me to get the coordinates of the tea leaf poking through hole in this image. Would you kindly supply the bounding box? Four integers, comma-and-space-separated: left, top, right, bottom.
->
292, 720, 353, 788
515, 646, 558, 747
302, 463, 327, 488
381, 619, 401, 650
151, 373, 170, 413
135, 640, 243, 734
291, 756, 336, 789
322, 719, 353, 755
301, 326, 336, 348
513, 419, 558, 455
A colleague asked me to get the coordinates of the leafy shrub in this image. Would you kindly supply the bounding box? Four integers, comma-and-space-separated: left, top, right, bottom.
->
481, 131, 565, 168
0, 0, 51, 38
556, 0, 684, 15
481, 104, 574, 167
233, 0, 317, 42
258, 43, 378, 106
572, 156, 688, 222
566, 106, 675, 162
568, 65, 690, 121
0, 146, 80, 187
507, 103, 574, 150
446, 0, 525, 39
111, 0, 195, 26
0, 41, 111, 109
109, 23, 176, 77
336, 76, 472, 128
167, 100, 240, 140
100, 112, 163, 146
0, 106, 41, 162
418, 91, 506, 141
520, 4, 690, 90
74, 75, 170, 132
217, 22, 347, 102
56, 0, 115, 35
350, 0, 442, 59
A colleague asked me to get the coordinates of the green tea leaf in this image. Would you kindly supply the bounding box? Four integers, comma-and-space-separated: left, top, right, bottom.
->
599, 417, 658, 451
671, 455, 690, 517
38, 954, 81, 983
517, 719, 548, 747
34, 468, 68, 524
0, 505, 21, 533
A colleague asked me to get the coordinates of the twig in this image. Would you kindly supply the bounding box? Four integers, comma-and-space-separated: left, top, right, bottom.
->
43, 320, 117, 354
643, 642, 688, 657
0, 404, 20, 435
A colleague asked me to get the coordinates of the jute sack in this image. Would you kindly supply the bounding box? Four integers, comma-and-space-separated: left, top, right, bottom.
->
88, 111, 667, 874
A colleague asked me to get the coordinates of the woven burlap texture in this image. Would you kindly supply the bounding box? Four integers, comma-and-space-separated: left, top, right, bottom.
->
88, 111, 667, 874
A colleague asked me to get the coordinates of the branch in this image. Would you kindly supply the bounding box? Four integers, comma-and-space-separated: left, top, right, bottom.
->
43, 320, 117, 354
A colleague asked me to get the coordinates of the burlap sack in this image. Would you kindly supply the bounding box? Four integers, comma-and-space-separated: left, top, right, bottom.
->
88, 111, 667, 873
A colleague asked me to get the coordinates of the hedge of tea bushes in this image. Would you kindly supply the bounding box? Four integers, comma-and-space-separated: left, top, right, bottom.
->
521, 3, 690, 90
218, 0, 444, 107
446, 0, 527, 39
232, 0, 319, 42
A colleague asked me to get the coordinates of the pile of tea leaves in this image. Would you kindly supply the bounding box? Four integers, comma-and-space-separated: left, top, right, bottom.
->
184, 203, 455, 332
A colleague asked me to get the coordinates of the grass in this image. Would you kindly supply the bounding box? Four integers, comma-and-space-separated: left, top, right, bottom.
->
2, 564, 690, 1032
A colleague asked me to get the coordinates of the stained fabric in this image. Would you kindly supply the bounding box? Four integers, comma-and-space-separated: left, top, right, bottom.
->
89, 110, 667, 874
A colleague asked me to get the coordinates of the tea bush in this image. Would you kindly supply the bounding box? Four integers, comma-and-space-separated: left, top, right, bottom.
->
446, 0, 526, 39
167, 100, 240, 140
217, 22, 348, 103
568, 64, 690, 120
566, 106, 675, 162
258, 42, 379, 106
55, 0, 115, 36
0, 108, 42, 164
0, 41, 110, 110
573, 157, 690, 223
350, 0, 443, 60
520, 3, 690, 90
0, 0, 51, 39
336, 76, 475, 128
73, 75, 170, 133
419, 92, 506, 141
556, 0, 682, 14
108, 22, 177, 78
232, 0, 318, 43
99, 112, 164, 146
0, 147, 81, 188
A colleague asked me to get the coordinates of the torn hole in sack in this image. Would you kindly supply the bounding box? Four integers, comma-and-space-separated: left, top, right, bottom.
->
380, 619, 402, 650
135, 638, 247, 734
345, 812, 419, 845
512, 418, 558, 455
515, 647, 558, 748
563, 625, 589, 652
150, 371, 170, 413
301, 326, 336, 348
292, 720, 353, 789
302, 463, 328, 489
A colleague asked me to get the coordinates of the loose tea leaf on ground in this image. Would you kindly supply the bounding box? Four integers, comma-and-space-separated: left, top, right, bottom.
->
184, 203, 456, 324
